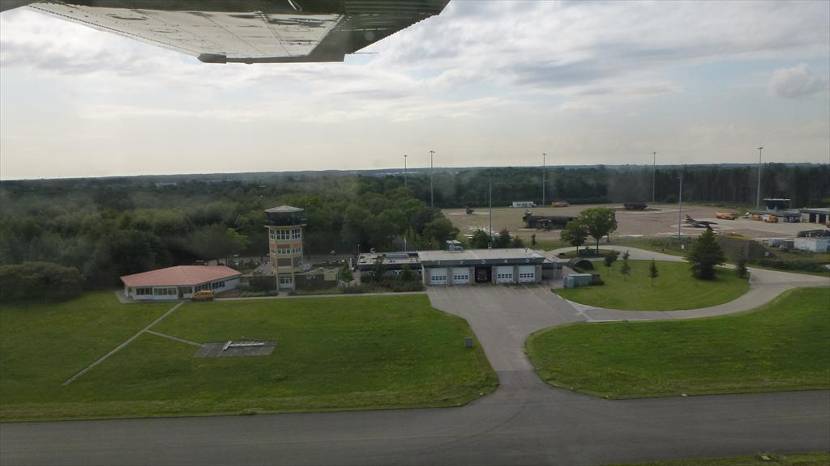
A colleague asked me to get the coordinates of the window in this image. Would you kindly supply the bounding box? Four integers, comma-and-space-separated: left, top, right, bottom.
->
291, 228, 302, 239
453, 273, 469, 281
153, 287, 176, 296
136, 287, 152, 296
211, 281, 225, 289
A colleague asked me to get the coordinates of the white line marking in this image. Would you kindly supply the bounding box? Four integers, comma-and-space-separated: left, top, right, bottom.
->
145, 329, 201, 347
62, 302, 184, 386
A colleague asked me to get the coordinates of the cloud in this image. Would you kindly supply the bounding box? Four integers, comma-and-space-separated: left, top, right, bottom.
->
1, 1, 829, 178
768, 63, 828, 98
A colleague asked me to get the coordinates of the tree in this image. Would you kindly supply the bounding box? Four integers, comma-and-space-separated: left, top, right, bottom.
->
530, 234, 536, 247
470, 230, 491, 249
578, 207, 618, 253
372, 255, 386, 282
422, 216, 459, 246
0, 262, 83, 302
510, 236, 525, 248
187, 225, 247, 261
603, 251, 618, 268
736, 258, 749, 279
400, 264, 415, 282
686, 228, 726, 280
622, 250, 630, 261
648, 259, 659, 286
620, 258, 631, 279
494, 229, 512, 248
338, 264, 353, 287
560, 220, 588, 254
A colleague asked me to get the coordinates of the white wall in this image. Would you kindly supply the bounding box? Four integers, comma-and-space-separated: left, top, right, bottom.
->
127, 276, 240, 301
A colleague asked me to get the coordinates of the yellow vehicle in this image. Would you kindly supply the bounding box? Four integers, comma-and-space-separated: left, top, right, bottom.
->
191, 290, 215, 302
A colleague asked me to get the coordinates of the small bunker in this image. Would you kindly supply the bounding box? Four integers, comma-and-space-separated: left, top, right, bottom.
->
564, 273, 594, 288
195, 340, 276, 358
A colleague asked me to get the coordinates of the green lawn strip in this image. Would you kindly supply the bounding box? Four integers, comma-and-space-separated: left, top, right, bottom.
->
0, 292, 169, 409
527, 288, 830, 399
556, 260, 749, 310
606, 451, 830, 466
1, 294, 497, 420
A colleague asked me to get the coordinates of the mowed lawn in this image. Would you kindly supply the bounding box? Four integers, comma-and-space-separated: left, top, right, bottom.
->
607, 452, 830, 466
527, 288, 830, 398
556, 260, 749, 310
0, 293, 496, 420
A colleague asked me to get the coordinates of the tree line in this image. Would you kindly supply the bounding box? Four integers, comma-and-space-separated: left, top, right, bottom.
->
0, 174, 456, 290
399, 164, 829, 208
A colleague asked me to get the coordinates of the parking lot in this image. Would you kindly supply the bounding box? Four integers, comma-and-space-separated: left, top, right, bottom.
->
444, 203, 816, 242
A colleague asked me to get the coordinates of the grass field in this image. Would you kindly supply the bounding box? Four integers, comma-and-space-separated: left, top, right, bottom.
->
0, 292, 496, 421
556, 260, 749, 310
608, 451, 830, 466
527, 288, 830, 398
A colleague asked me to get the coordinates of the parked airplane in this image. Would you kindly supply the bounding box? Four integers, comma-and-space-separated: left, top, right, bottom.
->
685, 215, 718, 228
0, 0, 450, 64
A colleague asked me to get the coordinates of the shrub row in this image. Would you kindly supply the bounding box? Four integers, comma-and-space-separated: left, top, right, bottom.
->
0, 262, 84, 302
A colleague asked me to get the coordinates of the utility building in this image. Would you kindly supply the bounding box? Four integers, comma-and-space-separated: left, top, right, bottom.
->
418, 249, 546, 286
265, 205, 306, 291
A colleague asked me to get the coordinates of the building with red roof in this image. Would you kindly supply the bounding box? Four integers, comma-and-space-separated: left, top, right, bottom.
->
120, 265, 241, 301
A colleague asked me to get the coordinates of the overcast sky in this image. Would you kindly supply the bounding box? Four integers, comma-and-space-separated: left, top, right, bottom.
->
1, 0, 828, 180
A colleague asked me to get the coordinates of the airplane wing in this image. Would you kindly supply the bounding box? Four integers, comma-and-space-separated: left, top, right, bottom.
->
4, 0, 450, 64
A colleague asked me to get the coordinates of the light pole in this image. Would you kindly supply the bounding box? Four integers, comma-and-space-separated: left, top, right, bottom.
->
541, 152, 547, 206
677, 169, 684, 240
429, 150, 435, 208
756, 146, 763, 210
403, 154, 408, 188
488, 174, 493, 249
652, 151, 656, 203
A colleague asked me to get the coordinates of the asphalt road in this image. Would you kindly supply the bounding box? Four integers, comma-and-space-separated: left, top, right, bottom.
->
2, 254, 828, 466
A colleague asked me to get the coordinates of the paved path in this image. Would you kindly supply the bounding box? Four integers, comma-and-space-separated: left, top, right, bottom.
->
2, 268, 828, 466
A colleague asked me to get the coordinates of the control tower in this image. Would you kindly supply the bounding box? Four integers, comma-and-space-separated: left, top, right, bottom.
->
265, 205, 306, 292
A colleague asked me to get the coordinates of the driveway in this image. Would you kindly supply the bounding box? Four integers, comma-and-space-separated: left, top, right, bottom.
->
2, 280, 828, 466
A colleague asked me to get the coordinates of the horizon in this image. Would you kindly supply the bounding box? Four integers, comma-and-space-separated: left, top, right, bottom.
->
1, 160, 826, 182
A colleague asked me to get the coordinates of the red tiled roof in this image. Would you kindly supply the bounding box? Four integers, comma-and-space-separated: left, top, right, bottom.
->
120, 265, 241, 288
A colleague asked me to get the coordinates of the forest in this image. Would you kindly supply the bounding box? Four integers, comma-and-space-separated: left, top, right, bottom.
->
1, 163, 827, 290
406, 163, 830, 208
0, 174, 456, 289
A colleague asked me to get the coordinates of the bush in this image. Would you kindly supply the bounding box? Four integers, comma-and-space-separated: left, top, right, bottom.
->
0, 262, 84, 302
384, 280, 424, 292
736, 259, 749, 279
756, 259, 827, 273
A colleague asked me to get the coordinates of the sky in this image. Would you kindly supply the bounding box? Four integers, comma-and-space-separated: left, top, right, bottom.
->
1, 0, 828, 180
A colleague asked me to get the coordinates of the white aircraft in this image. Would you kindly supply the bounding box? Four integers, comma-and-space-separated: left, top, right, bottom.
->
0, 0, 450, 63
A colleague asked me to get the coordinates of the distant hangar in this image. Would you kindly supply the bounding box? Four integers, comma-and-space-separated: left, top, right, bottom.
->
358, 248, 564, 286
